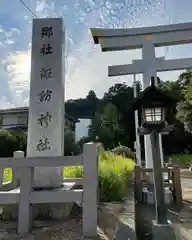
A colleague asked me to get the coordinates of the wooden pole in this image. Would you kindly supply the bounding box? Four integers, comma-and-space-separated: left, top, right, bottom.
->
172, 166, 183, 210
150, 130, 168, 224
135, 165, 142, 202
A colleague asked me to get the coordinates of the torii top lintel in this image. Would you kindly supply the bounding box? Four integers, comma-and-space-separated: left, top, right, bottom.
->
90, 22, 192, 51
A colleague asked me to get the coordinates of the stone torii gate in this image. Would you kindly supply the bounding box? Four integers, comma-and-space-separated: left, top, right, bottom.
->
91, 22, 192, 171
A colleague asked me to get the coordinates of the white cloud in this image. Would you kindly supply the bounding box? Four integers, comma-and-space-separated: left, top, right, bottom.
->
4, 50, 31, 105
4, 40, 14, 45
36, 0, 46, 12
0, 96, 14, 109
36, 0, 56, 18
66, 48, 142, 99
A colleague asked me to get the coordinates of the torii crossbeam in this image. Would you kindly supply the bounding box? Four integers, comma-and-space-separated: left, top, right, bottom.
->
108, 58, 192, 76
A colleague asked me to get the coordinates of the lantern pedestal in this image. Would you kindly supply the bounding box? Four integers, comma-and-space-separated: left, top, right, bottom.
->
152, 220, 176, 240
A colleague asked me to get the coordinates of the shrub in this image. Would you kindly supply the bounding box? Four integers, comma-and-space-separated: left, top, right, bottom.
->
112, 145, 136, 160
0, 130, 27, 157
64, 151, 135, 202
169, 154, 192, 164
4, 168, 12, 183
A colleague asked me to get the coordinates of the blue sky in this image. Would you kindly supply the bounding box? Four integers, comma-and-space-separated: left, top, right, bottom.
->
0, 0, 192, 109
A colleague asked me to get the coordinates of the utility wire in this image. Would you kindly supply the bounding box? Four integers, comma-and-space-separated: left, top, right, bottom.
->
19, 0, 39, 19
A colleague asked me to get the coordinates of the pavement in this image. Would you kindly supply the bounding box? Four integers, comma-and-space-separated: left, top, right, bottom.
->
115, 199, 136, 240
115, 184, 136, 240
135, 168, 192, 240
177, 201, 192, 240
113, 169, 192, 240
176, 169, 192, 239
181, 169, 192, 201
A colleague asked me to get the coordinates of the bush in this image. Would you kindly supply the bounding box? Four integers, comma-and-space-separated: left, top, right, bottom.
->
169, 154, 192, 164
0, 130, 26, 157
112, 145, 136, 160
4, 168, 12, 183
64, 151, 135, 202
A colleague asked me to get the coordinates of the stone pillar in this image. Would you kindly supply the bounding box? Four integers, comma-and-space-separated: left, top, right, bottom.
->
2, 19, 72, 221
12, 150, 25, 187
27, 18, 65, 188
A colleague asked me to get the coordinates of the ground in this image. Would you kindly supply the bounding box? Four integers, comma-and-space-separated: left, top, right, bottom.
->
177, 168, 192, 239
181, 169, 192, 201
1, 165, 192, 239
0, 203, 124, 240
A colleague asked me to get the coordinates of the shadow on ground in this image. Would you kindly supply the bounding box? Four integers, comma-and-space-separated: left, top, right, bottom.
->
116, 219, 136, 240
135, 203, 153, 240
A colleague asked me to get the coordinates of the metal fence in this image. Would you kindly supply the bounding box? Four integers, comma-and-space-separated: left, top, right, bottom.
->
0, 142, 98, 237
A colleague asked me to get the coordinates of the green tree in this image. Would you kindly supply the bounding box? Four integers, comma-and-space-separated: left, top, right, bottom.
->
86, 90, 98, 117
176, 70, 192, 132
0, 128, 80, 157
0, 130, 27, 157
159, 80, 182, 100
103, 83, 135, 148
64, 129, 80, 155
88, 103, 124, 149
77, 136, 92, 152
104, 83, 130, 99
88, 112, 101, 139
101, 103, 120, 131
159, 75, 192, 154
65, 76, 192, 154
86, 90, 97, 101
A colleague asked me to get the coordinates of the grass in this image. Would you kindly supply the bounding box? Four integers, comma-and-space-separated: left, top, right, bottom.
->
3, 151, 135, 202
65, 151, 135, 201
168, 154, 192, 164
3, 168, 12, 183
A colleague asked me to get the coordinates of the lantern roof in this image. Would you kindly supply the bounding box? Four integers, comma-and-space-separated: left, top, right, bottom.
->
133, 77, 177, 110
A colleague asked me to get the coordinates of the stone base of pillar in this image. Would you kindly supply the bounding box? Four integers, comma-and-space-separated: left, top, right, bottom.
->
142, 188, 173, 204
152, 220, 176, 240
2, 203, 74, 221
1, 182, 75, 221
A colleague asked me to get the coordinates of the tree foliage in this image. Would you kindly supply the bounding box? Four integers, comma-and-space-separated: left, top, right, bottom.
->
0, 130, 27, 157
176, 70, 192, 132
0, 129, 81, 157
64, 129, 81, 155
159, 73, 192, 153
74, 73, 192, 154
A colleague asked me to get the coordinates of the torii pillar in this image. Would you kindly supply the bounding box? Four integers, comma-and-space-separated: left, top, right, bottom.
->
91, 22, 192, 172
133, 79, 142, 166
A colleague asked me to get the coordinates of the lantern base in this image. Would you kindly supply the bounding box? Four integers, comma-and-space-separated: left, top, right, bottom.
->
152, 220, 176, 240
